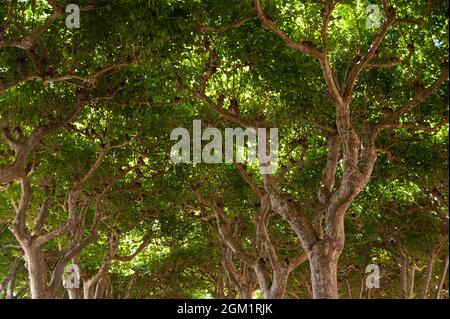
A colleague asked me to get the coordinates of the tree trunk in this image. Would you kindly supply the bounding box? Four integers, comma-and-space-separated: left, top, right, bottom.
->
215, 273, 226, 299
400, 255, 408, 299
268, 266, 289, 299
239, 285, 253, 299
406, 263, 416, 299
68, 287, 82, 299
94, 277, 108, 299
309, 248, 339, 299
253, 259, 289, 299
123, 273, 137, 299
419, 253, 435, 299
358, 275, 366, 299
435, 255, 449, 299
254, 259, 271, 299
24, 246, 48, 299
83, 279, 95, 299
343, 276, 352, 299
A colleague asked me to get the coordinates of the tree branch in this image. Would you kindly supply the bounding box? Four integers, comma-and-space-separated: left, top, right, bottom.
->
253, 0, 322, 59
198, 16, 256, 34
343, 6, 397, 101
9, 177, 32, 242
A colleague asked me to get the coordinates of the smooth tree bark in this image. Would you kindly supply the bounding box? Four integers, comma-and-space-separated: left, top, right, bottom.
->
8, 138, 137, 299
2, 56, 138, 298
197, 263, 237, 299
194, 179, 307, 299
341, 265, 357, 299
9, 176, 103, 299
122, 273, 138, 299
396, 241, 428, 299
395, 237, 448, 299
214, 272, 226, 299
193, 0, 449, 298
343, 277, 352, 299
220, 244, 257, 299
419, 236, 446, 299
435, 254, 449, 299
80, 229, 151, 299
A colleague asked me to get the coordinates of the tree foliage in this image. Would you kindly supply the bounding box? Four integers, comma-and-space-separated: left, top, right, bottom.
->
0, 0, 448, 299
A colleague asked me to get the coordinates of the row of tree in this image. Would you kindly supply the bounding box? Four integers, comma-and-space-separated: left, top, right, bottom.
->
0, 0, 448, 298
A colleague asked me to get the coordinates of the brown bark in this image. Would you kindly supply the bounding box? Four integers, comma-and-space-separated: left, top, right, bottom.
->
266, 263, 289, 299
435, 254, 449, 299
83, 279, 97, 299
8, 159, 105, 298
195, 186, 307, 299
214, 272, 226, 299
123, 273, 138, 299
400, 253, 408, 299
406, 262, 417, 299
194, 0, 449, 299
24, 246, 49, 299
343, 277, 352, 299
253, 257, 290, 299
419, 237, 445, 299
358, 274, 366, 299
82, 229, 151, 299
239, 285, 253, 299
220, 244, 256, 299
397, 243, 424, 299
67, 287, 83, 299
254, 0, 447, 299
341, 266, 355, 299
309, 245, 339, 299
419, 253, 435, 299
6, 132, 138, 299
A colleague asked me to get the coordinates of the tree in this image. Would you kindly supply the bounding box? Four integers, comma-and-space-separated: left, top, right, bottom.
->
185, 0, 448, 298
0, 0, 448, 299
